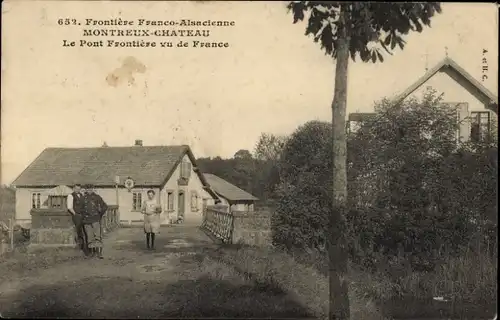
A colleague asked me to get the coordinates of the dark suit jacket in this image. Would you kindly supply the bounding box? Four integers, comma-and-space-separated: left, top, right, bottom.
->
82, 193, 108, 224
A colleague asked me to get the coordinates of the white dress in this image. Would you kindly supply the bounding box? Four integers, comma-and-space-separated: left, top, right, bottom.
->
142, 199, 161, 234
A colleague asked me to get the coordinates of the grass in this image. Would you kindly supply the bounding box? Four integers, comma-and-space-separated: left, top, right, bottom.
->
0, 245, 84, 282
210, 242, 498, 320
0, 227, 312, 318
2, 222, 496, 319
211, 243, 386, 319
1, 181, 495, 320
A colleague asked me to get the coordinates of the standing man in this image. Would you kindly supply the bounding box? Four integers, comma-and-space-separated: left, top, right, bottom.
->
82, 184, 108, 259
67, 184, 88, 255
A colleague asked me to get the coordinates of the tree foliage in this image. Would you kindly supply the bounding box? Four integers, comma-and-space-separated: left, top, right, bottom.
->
348, 91, 497, 221
273, 121, 332, 250
234, 149, 253, 160
254, 133, 288, 162
346, 91, 497, 271
286, 4, 442, 317
0, 185, 16, 225
273, 93, 497, 272
288, 2, 442, 62
280, 121, 332, 187
197, 147, 282, 203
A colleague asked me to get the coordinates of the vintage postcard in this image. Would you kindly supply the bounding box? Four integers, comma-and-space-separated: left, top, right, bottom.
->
1, 1, 498, 319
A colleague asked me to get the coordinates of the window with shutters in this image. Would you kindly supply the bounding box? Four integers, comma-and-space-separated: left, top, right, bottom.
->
132, 192, 142, 211
31, 192, 41, 209
470, 111, 491, 143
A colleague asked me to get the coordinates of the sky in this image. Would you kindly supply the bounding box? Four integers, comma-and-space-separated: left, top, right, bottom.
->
1, 1, 498, 185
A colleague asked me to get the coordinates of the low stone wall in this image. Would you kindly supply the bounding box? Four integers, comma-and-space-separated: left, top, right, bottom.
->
30, 209, 77, 248
231, 210, 272, 247
29, 205, 120, 248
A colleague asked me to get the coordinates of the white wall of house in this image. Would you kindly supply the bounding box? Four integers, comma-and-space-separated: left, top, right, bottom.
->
230, 203, 254, 212
204, 198, 217, 207
208, 193, 255, 212
403, 71, 498, 142
406, 71, 489, 112
216, 195, 230, 206
15, 188, 49, 222
96, 187, 161, 224
161, 154, 215, 225
15, 155, 216, 226
14, 186, 150, 224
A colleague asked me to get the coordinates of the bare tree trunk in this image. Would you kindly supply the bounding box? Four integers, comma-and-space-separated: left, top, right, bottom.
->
329, 32, 350, 319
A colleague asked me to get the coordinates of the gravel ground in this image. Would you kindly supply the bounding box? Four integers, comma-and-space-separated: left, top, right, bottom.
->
0, 226, 310, 319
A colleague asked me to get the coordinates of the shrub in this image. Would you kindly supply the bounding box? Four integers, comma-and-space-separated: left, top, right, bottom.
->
272, 121, 332, 250
273, 91, 497, 273
272, 180, 330, 250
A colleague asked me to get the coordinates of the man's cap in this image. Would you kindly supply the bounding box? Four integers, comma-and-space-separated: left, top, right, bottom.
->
83, 184, 94, 189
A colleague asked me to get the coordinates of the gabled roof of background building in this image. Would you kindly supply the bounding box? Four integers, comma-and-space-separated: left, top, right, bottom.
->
47, 185, 73, 196
203, 174, 258, 202
12, 145, 212, 190
394, 56, 498, 112
348, 113, 376, 122
348, 57, 498, 124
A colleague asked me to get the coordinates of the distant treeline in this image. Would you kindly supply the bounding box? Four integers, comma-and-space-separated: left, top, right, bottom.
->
196, 156, 280, 206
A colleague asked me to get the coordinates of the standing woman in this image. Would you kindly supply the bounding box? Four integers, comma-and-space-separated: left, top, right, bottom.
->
141, 190, 162, 250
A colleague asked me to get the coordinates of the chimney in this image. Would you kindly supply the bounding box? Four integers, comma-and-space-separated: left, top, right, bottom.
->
134, 139, 143, 146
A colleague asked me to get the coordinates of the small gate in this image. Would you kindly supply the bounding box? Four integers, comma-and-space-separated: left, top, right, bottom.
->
201, 206, 234, 243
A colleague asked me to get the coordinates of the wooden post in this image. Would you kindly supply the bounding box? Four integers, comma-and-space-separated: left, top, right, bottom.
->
157, 188, 166, 225
114, 176, 120, 207
9, 218, 14, 251
115, 185, 119, 207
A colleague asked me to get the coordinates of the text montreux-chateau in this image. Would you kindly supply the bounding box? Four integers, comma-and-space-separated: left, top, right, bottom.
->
82, 29, 212, 38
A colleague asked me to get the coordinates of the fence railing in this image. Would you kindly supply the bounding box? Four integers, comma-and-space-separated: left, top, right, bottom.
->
102, 205, 120, 235
201, 206, 234, 243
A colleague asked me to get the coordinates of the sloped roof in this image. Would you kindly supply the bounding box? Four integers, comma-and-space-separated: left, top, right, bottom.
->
394, 57, 498, 112
204, 174, 258, 202
47, 185, 73, 196
12, 145, 210, 188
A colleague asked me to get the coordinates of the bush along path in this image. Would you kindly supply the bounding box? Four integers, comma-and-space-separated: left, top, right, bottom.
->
0, 226, 312, 319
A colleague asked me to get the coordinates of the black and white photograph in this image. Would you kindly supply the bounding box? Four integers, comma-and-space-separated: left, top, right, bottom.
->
0, 1, 498, 319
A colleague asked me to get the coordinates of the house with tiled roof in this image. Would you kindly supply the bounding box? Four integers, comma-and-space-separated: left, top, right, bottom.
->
348, 56, 498, 142
11, 141, 219, 226
204, 174, 258, 212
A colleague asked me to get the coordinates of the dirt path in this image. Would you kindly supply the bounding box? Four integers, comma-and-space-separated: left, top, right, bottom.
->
0, 226, 310, 318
